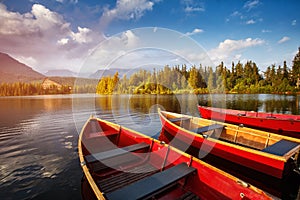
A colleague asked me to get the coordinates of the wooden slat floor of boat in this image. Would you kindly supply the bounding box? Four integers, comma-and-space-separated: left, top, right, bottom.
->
97, 163, 158, 193
106, 163, 197, 200
82, 136, 118, 154
176, 191, 200, 200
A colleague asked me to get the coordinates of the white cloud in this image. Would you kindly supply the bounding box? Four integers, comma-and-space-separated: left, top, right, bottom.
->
0, 3, 103, 72
56, 0, 78, 3
13, 55, 38, 68
57, 38, 69, 45
0, 4, 67, 36
278, 36, 290, 44
184, 6, 205, 12
182, 0, 205, 13
262, 29, 271, 33
83, 30, 141, 71
100, 0, 154, 27
208, 38, 265, 65
292, 20, 297, 26
231, 11, 241, 17
71, 27, 93, 44
184, 28, 204, 36
81, 27, 214, 74
243, 0, 260, 11
246, 19, 255, 24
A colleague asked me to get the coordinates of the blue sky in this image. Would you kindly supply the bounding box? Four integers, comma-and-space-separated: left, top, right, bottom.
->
0, 0, 299, 74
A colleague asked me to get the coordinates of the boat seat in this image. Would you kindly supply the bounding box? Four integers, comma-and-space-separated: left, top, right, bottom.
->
90, 153, 141, 172
191, 124, 224, 135
85, 142, 150, 163
261, 140, 300, 156
170, 117, 191, 123
105, 163, 197, 200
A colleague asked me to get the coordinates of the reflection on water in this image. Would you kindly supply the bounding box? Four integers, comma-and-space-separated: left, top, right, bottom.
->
0, 94, 299, 199
199, 94, 300, 115
0, 95, 81, 200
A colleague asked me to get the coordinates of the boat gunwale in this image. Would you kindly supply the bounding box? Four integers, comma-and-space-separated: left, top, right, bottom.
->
78, 116, 106, 200
158, 109, 300, 162
200, 105, 300, 122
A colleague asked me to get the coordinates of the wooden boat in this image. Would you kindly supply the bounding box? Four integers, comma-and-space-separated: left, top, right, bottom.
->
198, 105, 300, 138
158, 109, 300, 180
78, 116, 272, 200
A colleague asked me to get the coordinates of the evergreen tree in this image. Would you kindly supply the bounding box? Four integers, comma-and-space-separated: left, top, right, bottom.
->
188, 66, 199, 89
292, 47, 300, 88
207, 67, 215, 92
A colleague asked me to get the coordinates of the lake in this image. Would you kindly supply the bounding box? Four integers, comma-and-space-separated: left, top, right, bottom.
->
0, 93, 299, 199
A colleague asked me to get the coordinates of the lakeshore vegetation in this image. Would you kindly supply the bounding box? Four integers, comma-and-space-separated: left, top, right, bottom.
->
95, 47, 300, 95
1, 48, 300, 96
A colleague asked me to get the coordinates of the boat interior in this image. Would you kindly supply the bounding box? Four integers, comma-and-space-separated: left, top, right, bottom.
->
163, 112, 300, 162
81, 119, 200, 200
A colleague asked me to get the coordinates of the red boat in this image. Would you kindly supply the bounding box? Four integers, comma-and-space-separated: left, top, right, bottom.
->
198, 105, 300, 138
158, 109, 300, 180
78, 116, 271, 200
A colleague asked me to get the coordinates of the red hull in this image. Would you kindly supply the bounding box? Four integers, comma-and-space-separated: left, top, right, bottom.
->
198, 106, 300, 138
158, 110, 300, 179
79, 117, 271, 200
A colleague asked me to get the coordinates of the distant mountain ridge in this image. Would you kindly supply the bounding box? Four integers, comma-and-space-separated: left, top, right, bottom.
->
89, 68, 131, 79
0, 52, 45, 83
89, 67, 157, 79
0, 52, 155, 84
44, 69, 78, 77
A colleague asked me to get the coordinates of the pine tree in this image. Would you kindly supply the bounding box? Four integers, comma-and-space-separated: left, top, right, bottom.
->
292, 47, 300, 88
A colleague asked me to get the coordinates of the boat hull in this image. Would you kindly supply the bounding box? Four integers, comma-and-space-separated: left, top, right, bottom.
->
78, 117, 271, 200
158, 110, 300, 180
198, 106, 300, 138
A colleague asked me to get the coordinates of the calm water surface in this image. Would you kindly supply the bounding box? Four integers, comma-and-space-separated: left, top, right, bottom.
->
0, 93, 299, 199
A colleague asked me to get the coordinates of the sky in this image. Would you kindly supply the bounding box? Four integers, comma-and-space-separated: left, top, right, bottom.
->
0, 0, 299, 75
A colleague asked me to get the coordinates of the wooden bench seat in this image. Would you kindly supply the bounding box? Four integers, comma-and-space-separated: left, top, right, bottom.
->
85, 142, 150, 163
261, 139, 300, 156
105, 163, 196, 200
170, 117, 191, 123
98, 163, 158, 193
191, 124, 224, 134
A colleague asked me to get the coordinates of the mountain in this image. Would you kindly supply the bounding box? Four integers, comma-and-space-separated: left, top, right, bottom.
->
0, 52, 45, 83
90, 68, 144, 79
44, 69, 78, 77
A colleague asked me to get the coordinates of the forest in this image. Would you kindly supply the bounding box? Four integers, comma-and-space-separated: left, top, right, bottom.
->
96, 47, 300, 95
1, 47, 300, 96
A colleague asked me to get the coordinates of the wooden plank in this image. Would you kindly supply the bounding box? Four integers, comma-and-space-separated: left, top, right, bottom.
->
85, 142, 150, 163
106, 163, 196, 200
170, 117, 191, 123
191, 124, 224, 134
90, 153, 141, 172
